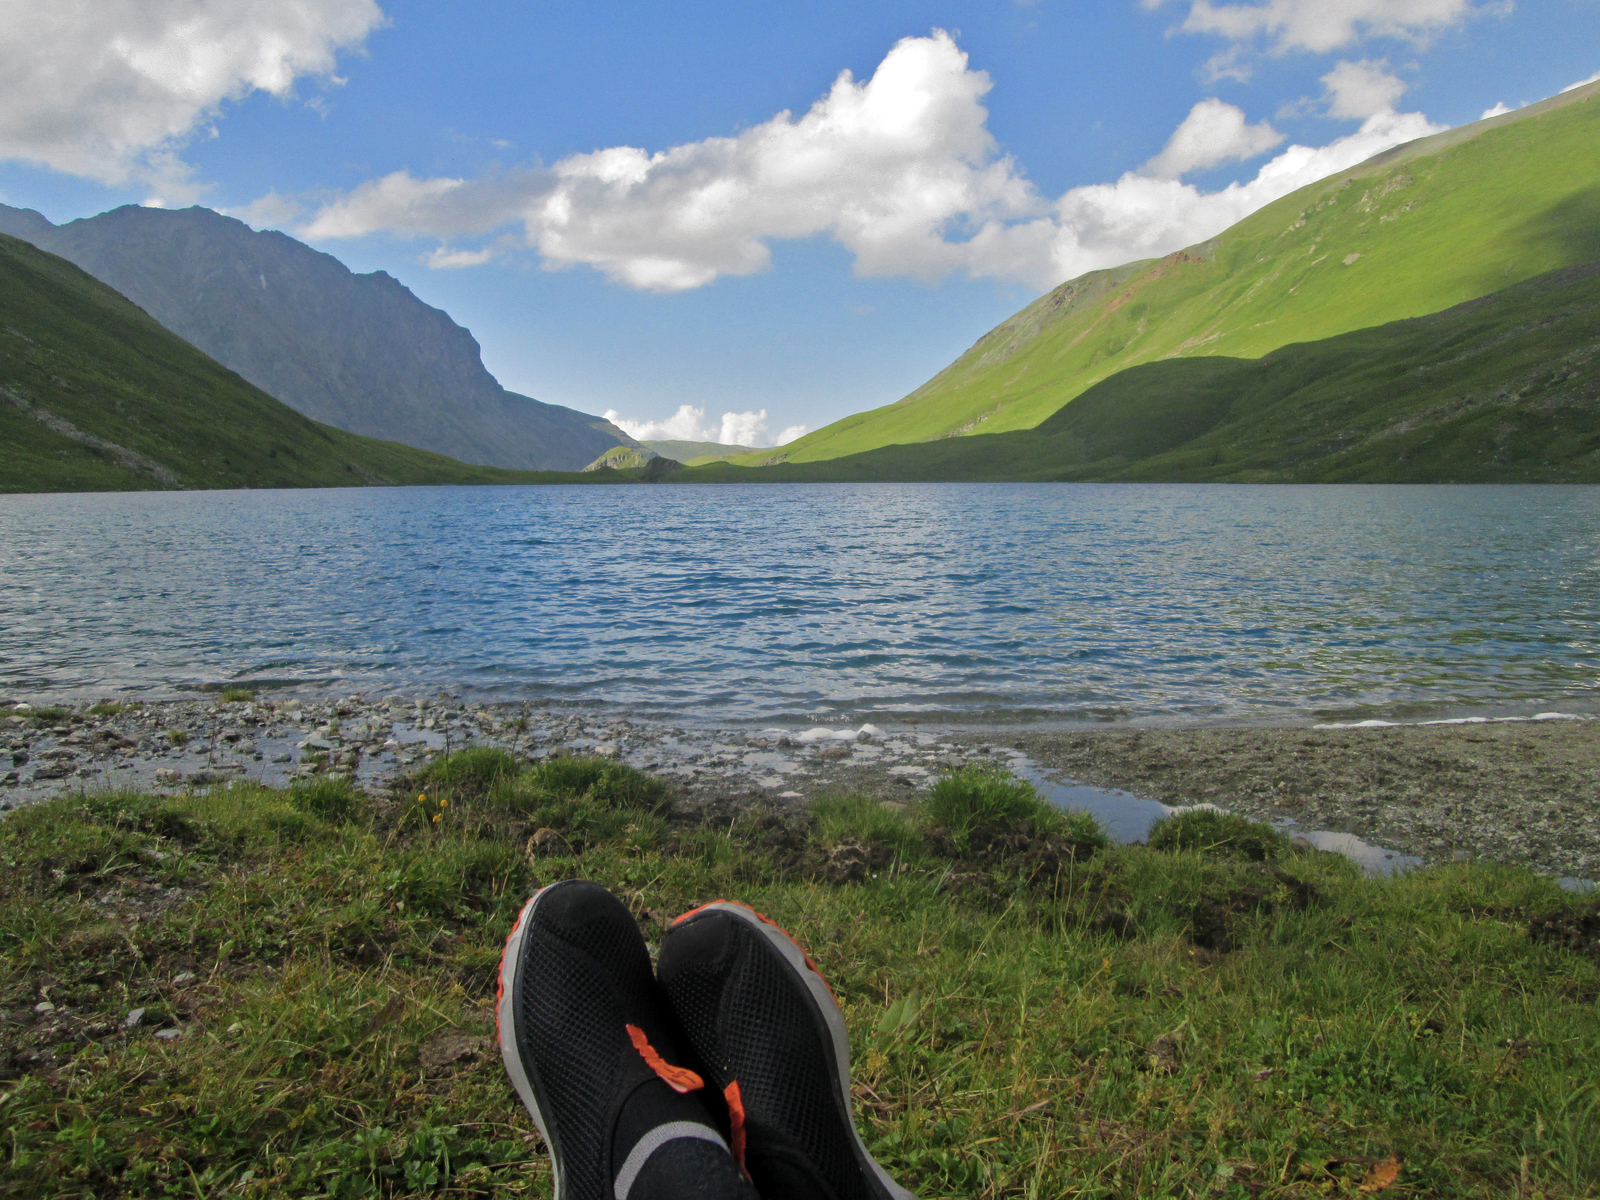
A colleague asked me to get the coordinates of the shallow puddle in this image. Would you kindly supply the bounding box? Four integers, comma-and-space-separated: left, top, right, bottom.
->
1010, 752, 1428, 878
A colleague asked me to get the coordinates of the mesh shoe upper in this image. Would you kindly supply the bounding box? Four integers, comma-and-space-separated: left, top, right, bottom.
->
658, 905, 914, 1200
500, 880, 710, 1200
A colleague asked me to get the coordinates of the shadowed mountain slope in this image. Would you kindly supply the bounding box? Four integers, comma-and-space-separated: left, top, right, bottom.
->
0, 204, 636, 471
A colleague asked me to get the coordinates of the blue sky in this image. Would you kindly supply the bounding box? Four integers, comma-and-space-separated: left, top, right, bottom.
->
2, 2, 1597, 446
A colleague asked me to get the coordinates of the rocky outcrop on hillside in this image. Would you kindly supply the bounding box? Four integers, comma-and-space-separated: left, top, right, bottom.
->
0, 204, 637, 470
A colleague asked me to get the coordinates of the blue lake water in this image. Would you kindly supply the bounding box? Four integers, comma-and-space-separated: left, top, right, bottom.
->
2, 483, 1597, 727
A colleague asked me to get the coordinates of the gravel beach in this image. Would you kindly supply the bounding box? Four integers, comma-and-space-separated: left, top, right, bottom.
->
3, 692, 1595, 877
1010, 719, 1600, 877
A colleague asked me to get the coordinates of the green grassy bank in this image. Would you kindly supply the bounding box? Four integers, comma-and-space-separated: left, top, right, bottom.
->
3, 755, 1597, 1198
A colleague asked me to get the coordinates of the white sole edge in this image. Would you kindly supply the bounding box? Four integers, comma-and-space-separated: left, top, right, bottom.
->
686, 902, 917, 1200
497, 883, 566, 1200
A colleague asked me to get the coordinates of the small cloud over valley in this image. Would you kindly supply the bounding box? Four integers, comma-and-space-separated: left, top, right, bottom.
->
603, 404, 807, 448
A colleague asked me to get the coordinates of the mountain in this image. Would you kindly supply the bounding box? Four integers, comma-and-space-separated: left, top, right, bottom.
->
583, 445, 654, 470
0, 204, 637, 471
639, 438, 742, 463
737, 79, 1600, 467
680, 258, 1600, 483
0, 232, 586, 492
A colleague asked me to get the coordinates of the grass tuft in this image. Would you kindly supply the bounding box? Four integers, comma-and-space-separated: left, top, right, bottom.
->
1147, 808, 1291, 861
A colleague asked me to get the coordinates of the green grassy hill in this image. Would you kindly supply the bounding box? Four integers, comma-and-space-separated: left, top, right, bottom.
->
679, 258, 1600, 483
0, 234, 600, 493
640, 438, 742, 463
736, 81, 1600, 467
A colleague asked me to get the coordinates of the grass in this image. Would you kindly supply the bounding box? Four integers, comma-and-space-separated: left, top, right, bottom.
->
3, 757, 1599, 1197
219, 689, 255, 704
721, 82, 1600, 466
679, 257, 1600, 484
0, 234, 653, 495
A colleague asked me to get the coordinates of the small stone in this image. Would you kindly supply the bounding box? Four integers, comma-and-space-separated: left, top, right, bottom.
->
171, 971, 197, 986
124, 1008, 146, 1029
33, 1001, 55, 1015
154, 1027, 183, 1041
155, 768, 181, 783
226, 1021, 244, 1034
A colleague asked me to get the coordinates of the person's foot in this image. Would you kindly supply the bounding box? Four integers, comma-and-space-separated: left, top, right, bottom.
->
657, 901, 917, 1200
497, 880, 752, 1200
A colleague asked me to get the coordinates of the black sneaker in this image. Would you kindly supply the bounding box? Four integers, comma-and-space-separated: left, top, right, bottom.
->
497, 880, 738, 1200
657, 901, 916, 1200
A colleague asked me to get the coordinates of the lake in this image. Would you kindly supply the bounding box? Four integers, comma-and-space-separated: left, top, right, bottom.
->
2, 483, 1596, 726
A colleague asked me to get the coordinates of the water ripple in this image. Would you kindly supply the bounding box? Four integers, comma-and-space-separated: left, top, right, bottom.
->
1, 483, 1597, 725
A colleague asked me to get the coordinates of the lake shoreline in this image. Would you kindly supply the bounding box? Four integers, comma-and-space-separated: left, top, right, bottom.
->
5, 693, 1596, 877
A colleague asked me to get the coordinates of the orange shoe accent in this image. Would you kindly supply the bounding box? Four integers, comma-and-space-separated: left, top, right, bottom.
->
724, 1080, 748, 1177
626, 1024, 704, 1094
495, 909, 524, 1047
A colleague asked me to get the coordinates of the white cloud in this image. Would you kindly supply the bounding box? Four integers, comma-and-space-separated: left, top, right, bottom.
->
423, 246, 496, 269
1480, 101, 1515, 119
1162, 0, 1481, 54
603, 403, 788, 447
301, 31, 1038, 291
1321, 59, 1409, 119
1563, 70, 1600, 93
0, 0, 385, 200
1012, 106, 1445, 285
294, 30, 1445, 293
1141, 99, 1283, 179
774, 424, 810, 446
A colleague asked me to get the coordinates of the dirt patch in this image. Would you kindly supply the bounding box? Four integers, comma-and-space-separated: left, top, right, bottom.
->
1528, 900, 1600, 960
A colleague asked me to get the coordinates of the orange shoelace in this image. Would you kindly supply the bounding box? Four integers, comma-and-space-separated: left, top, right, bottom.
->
724, 1080, 748, 1177
626, 1024, 705, 1094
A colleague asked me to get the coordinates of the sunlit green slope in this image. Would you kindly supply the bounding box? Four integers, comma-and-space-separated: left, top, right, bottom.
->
680, 258, 1600, 484
744, 81, 1600, 465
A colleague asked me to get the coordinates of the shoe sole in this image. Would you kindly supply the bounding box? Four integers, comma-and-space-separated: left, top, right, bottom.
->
496, 882, 569, 1200
672, 901, 917, 1200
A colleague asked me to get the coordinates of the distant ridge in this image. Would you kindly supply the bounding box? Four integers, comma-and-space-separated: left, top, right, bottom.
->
0, 204, 638, 471
639, 438, 742, 462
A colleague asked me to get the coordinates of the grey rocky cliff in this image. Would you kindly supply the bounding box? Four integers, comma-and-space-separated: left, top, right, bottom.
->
0, 203, 637, 470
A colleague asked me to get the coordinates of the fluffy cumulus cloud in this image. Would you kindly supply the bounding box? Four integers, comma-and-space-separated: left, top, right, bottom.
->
1320, 59, 1409, 119
304, 31, 1036, 290
603, 404, 808, 449
1141, 98, 1283, 179
0, 0, 384, 202
294, 30, 1443, 293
